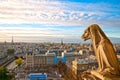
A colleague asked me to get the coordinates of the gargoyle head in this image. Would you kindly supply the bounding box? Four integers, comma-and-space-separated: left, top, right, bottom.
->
81, 24, 108, 45
81, 27, 91, 41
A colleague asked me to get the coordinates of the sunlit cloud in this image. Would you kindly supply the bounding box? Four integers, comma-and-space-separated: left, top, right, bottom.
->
0, 0, 120, 43
0, 26, 83, 42
0, 0, 120, 26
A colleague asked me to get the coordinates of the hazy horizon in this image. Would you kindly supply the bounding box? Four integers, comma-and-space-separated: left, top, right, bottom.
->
0, 37, 120, 44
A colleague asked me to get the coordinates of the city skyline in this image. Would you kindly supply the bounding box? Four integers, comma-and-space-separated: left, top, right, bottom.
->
0, 0, 120, 43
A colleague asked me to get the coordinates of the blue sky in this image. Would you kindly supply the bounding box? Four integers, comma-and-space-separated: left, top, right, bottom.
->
0, 0, 120, 43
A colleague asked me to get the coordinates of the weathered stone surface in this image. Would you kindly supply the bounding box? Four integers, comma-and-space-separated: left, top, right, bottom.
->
81, 24, 120, 80
82, 71, 120, 80
91, 70, 120, 80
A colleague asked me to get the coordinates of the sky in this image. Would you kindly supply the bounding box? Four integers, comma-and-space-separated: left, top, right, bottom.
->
0, 0, 120, 43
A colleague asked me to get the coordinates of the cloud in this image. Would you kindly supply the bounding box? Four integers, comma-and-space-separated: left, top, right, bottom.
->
0, 0, 120, 27
0, 25, 119, 43
0, 0, 120, 43
0, 26, 83, 42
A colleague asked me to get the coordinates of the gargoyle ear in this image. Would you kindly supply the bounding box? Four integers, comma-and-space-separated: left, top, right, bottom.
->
87, 26, 91, 35
89, 25, 97, 36
88, 27, 90, 32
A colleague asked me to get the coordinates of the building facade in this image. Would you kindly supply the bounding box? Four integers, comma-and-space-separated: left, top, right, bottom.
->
26, 50, 81, 69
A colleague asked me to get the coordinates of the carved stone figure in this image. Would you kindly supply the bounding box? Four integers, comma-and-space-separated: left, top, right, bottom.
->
81, 24, 120, 80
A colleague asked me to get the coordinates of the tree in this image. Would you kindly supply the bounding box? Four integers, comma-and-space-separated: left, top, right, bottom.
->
0, 67, 7, 80
0, 67, 15, 80
15, 57, 23, 66
7, 49, 15, 55
7, 73, 15, 80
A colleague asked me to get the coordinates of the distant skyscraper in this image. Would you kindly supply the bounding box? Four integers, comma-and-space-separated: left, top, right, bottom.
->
61, 39, 63, 45
4, 40, 6, 45
11, 36, 14, 49
11, 36, 14, 44
4, 40, 7, 48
